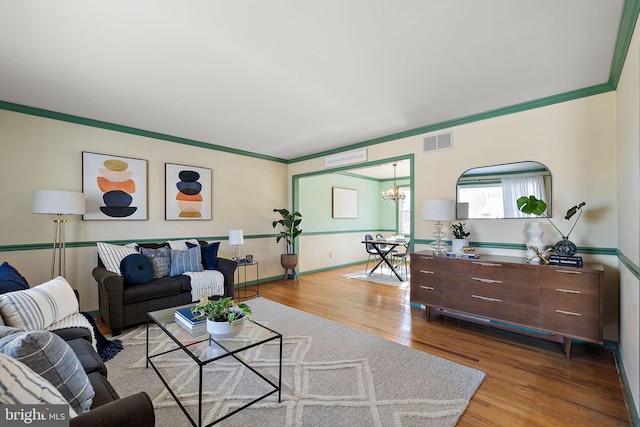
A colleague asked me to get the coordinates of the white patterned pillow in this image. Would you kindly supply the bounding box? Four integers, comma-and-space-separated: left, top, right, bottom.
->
97, 242, 138, 274
167, 239, 200, 251
0, 352, 77, 417
0, 276, 78, 330
0, 330, 94, 413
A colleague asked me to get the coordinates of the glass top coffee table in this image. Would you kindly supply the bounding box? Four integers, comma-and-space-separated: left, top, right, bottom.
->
146, 304, 282, 427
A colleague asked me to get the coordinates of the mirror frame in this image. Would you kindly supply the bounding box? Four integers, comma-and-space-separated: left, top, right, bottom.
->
456, 161, 552, 219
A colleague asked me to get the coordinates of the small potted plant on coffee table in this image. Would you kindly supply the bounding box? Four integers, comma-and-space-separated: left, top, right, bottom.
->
191, 297, 252, 338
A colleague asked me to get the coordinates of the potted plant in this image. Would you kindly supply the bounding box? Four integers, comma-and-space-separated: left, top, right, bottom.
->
272, 208, 303, 276
191, 297, 252, 337
450, 222, 471, 254
516, 195, 586, 256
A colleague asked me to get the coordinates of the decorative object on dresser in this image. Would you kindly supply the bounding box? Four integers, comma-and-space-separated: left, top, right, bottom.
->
410, 251, 603, 358
450, 222, 471, 254
516, 195, 586, 257
32, 190, 85, 278
422, 199, 455, 255
525, 220, 547, 263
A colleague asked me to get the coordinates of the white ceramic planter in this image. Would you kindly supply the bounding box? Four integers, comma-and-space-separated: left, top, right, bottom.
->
451, 238, 469, 254
206, 316, 246, 338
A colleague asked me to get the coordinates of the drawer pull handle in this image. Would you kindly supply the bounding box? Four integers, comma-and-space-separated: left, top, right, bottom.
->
420, 286, 434, 291
556, 310, 581, 316
555, 288, 581, 294
472, 277, 502, 284
555, 269, 581, 275
419, 270, 435, 275
419, 256, 436, 260
472, 295, 502, 302
472, 262, 502, 267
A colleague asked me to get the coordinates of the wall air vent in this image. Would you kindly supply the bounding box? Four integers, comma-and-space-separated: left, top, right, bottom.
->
423, 131, 453, 153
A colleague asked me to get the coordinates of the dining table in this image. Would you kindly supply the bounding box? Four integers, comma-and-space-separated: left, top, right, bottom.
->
361, 238, 410, 281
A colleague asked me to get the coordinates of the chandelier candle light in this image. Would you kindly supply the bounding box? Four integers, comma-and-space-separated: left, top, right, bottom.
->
228, 229, 244, 261
32, 190, 85, 278
422, 199, 455, 255
381, 163, 406, 201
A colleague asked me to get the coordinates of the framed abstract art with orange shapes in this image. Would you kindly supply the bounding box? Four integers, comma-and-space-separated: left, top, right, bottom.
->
82, 152, 148, 220
165, 163, 212, 220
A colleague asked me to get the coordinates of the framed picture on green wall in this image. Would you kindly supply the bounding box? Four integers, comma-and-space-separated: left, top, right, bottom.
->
332, 187, 358, 219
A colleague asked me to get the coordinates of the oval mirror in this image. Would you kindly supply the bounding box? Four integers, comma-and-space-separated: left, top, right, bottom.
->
456, 161, 552, 219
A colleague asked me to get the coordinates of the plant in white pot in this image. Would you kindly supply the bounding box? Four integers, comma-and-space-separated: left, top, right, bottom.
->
450, 222, 471, 254
191, 297, 252, 338
272, 208, 303, 278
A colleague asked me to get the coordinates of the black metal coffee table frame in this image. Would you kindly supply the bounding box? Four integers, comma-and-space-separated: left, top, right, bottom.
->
146, 308, 282, 427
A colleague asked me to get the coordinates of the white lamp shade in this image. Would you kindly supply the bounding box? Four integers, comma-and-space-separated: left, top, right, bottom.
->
33, 190, 85, 215
228, 229, 244, 245
422, 199, 455, 221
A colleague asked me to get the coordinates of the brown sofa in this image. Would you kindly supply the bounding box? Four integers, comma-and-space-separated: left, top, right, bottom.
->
93, 241, 236, 335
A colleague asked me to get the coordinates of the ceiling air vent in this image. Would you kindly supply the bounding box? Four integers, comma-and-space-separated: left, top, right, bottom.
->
423, 131, 453, 153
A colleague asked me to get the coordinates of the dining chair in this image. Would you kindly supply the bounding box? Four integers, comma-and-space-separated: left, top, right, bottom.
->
364, 234, 379, 273
390, 243, 410, 279
376, 233, 398, 256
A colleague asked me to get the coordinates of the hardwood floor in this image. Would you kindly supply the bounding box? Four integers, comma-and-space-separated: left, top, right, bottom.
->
97, 264, 631, 426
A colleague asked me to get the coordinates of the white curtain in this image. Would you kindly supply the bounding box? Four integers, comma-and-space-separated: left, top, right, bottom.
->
502, 176, 546, 218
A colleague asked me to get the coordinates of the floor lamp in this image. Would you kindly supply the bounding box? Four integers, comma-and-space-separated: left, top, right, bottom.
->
32, 190, 85, 278
422, 199, 455, 256
228, 229, 244, 261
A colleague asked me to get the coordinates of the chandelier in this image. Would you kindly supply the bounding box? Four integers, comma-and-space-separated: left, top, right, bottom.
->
381, 163, 406, 201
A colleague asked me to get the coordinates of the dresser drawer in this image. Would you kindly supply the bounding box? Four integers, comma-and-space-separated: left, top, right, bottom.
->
540, 308, 602, 341
444, 291, 540, 326
411, 283, 444, 306
470, 261, 540, 285
410, 255, 472, 273
540, 269, 600, 292
540, 287, 600, 317
445, 274, 540, 305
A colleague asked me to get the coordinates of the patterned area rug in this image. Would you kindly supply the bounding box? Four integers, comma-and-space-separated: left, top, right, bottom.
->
342, 269, 410, 288
105, 298, 484, 426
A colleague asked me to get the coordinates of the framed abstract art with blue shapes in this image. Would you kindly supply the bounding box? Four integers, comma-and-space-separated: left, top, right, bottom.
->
165, 163, 212, 220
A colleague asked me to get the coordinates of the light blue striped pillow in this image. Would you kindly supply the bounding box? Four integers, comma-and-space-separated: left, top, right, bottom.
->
0, 277, 78, 330
0, 330, 93, 414
169, 246, 203, 276
0, 353, 78, 417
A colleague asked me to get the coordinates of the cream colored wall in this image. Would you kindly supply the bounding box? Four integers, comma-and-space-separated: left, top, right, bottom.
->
616, 14, 640, 417
0, 109, 288, 311
290, 92, 620, 341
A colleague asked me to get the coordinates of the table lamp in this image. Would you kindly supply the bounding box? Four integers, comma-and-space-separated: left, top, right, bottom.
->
32, 190, 85, 278
228, 229, 244, 261
422, 199, 455, 255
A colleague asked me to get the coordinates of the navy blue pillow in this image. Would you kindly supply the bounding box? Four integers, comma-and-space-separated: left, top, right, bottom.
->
0, 262, 30, 294
120, 254, 155, 285
201, 242, 220, 270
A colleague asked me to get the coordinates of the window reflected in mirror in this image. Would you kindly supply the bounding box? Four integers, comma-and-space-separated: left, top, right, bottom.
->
456, 161, 551, 219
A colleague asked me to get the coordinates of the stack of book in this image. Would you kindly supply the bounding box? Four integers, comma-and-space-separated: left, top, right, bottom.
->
174, 306, 207, 336
547, 255, 583, 268
445, 251, 480, 259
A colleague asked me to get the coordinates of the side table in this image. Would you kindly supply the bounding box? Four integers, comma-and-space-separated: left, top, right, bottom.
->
235, 260, 259, 300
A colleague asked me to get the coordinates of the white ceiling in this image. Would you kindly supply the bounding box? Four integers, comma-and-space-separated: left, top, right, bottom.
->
0, 1, 626, 167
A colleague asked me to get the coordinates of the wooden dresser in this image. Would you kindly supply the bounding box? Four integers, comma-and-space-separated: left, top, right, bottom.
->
410, 251, 604, 357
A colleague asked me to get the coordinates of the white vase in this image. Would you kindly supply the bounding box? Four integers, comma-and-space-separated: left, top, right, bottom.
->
206, 316, 246, 338
526, 221, 545, 263
451, 238, 469, 254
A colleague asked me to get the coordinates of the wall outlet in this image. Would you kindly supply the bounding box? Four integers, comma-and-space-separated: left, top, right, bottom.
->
329, 252, 333, 258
